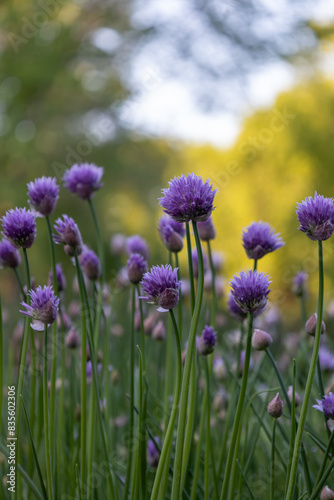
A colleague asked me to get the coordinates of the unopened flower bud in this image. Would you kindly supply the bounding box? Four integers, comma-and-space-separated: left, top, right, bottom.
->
65, 328, 80, 349
197, 325, 217, 356
305, 313, 326, 336
147, 439, 160, 468
320, 486, 334, 500
127, 253, 147, 285
252, 329, 273, 351
287, 386, 302, 407
267, 393, 283, 419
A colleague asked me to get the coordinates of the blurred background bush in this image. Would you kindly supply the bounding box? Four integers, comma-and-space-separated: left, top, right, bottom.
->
1, 0, 334, 322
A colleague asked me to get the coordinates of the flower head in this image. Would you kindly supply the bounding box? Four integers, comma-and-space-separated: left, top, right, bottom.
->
242, 221, 284, 260
229, 270, 271, 315
1, 208, 36, 249
127, 253, 147, 284
197, 216, 216, 241
314, 392, 334, 419
0, 239, 21, 268
140, 264, 181, 312
48, 263, 66, 292
252, 329, 273, 351
63, 163, 104, 200
27, 176, 59, 216
53, 215, 82, 254
320, 486, 334, 500
158, 215, 185, 253
292, 271, 308, 297
126, 235, 150, 261
197, 325, 217, 356
159, 173, 217, 223
227, 293, 248, 321
296, 192, 334, 241
20, 285, 60, 331
79, 246, 101, 280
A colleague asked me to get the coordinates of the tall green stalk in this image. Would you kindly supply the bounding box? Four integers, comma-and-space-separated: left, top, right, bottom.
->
171, 221, 204, 499
286, 241, 324, 500
186, 222, 195, 312
150, 309, 182, 500
43, 325, 54, 500
220, 312, 254, 500
123, 287, 136, 500
46, 216, 58, 479
270, 419, 277, 500
207, 240, 217, 329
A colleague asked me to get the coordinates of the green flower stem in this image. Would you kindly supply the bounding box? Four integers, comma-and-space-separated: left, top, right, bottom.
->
253, 259, 258, 271
227, 419, 243, 500
204, 357, 218, 500
56, 310, 67, 498
285, 360, 297, 494
150, 309, 182, 500
174, 252, 183, 336
13, 268, 26, 298
171, 221, 204, 500
43, 325, 54, 500
136, 285, 147, 498
74, 249, 88, 500
270, 419, 277, 500
186, 221, 195, 312
313, 429, 334, 490
308, 455, 334, 500
207, 240, 217, 329
266, 349, 312, 495
46, 216, 58, 477
123, 288, 136, 500
74, 251, 118, 500
220, 312, 254, 500
190, 390, 207, 500
217, 321, 244, 479
286, 241, 324, 500
88, 198, 106, 280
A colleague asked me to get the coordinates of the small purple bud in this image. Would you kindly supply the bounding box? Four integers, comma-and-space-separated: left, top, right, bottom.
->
197, 217, 216, 241
197, 325, 217, 356
27, 176, 59, 216
65, 328, 80, 349
79, 247, 101, 280
0, 239, 21, 268
267, 393, 284, 419
320, 486, 334, 500
305, 313, 326, 337
48, 263, 66, 292
127, 253, 147, 284
147, 439, 160, 468
252, 329, 273, 351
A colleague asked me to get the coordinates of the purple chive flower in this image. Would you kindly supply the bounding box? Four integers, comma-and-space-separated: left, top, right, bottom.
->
159, 173, 217, 223
292, 271, 308, 297
313, 392, 334, 419
229, 270, 271, 315
48, 263, 66, 292
197, 325, 217, 356
126, 235, 150, 260
140, 264, 181, 312
227, 293, 248, 321
242, 221, 284, 260
158, 215, 185, 253
127, 253, 147, 284
27, 176, 59, 216
197, 216, 216, 241
53, 215, 82, 254
63, 163, 104, 200
147, 439, 160, 468
1, 208, 36, 249
20, 285, 60, 331
79, 246, 101, 280
0, 239, 21, 268
297, 192, 334, 241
